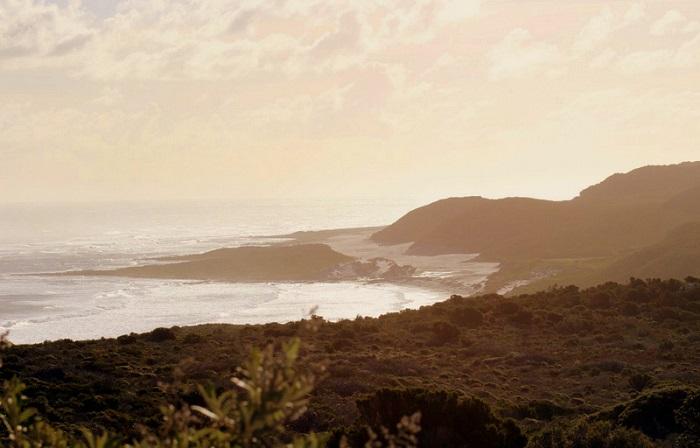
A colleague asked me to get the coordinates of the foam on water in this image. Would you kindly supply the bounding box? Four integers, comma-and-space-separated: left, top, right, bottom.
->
1, 276, 439, 344
0, 199, 443, 344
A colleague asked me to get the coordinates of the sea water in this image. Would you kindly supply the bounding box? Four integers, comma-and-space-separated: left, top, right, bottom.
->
0, 199, 440, 344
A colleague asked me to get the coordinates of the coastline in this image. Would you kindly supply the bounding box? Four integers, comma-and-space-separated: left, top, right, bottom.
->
275, 226, 499, 296
3, 226, 504, 344
48, 226, 500, 297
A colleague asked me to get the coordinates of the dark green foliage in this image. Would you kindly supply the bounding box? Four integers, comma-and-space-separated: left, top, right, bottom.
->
495, 301, 521, 315
182, 333, 204, 344
1, 336, 330, 448
117, 334, 138, 345
356, 388, 526, 448
528, 420, 655, 448
675, 391, 700, 447
448, 307, 483, 328
588, 292, 611, 308
599, 385, 696, 439
429, 321, 460, 345
628, 373, 654, 393
620, 302, 640, 316
504, 400, 572, 421
508, 310, 533, 327
147, 327, 176, 342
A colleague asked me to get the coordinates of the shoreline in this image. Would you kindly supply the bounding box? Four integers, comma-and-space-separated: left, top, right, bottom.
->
3, 227, 502, 344
1, 278, 445, 345
49, 226, 500, 298
279, 227, 500, 297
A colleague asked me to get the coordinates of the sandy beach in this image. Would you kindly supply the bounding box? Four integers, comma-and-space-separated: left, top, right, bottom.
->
280, 227, 500, 296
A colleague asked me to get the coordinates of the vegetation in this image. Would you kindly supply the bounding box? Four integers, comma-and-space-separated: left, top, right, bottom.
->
2, 278, 700, 446
1, 331, 331, 447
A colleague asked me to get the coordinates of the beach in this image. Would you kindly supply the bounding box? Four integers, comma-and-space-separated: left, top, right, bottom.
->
0, 200, 495, 344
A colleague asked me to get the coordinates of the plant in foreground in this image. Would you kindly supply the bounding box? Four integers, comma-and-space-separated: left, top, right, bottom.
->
0, 331, 418, 448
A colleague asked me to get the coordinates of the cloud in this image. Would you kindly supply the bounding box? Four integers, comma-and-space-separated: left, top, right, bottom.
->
617, 31, 700, 74
309, 12, 361, 60
437, 0, 480, 23
651, 9, 699, 36
488, 29, 560, 80
49, 33, 92, 56
651, 10, 684, 36
0, 0, 486, 81
93, 87, 124, 106
0, 0, 94, 64
573, 3, 645, 55
589, 48, 617, 69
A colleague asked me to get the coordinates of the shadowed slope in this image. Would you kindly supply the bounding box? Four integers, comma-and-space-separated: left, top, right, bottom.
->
601, 222, 700, 282
372, 162, 700, 259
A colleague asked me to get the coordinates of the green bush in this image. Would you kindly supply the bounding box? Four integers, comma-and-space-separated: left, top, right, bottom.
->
610, 385, 694, 438
528, 420, 654, 448
675, 391, 700, 447
182, 333, 204, 344
628, 373, 654, 393
494, 301, 521, 316
356, 388, 526, 448
449, 307, 483, 328
1, 332, 325, 447
1, 331, 420, 448
504, 400, 572, 421
429, 322, 460, 345
588, 292, 611, 309
508, 310, 533, 327
147, 327, 177, 342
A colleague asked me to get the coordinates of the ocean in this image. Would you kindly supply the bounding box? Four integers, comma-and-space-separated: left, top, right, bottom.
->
0, 199, 442, 344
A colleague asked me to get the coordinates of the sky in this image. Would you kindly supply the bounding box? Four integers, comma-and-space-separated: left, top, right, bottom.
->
1, 0, 699, 204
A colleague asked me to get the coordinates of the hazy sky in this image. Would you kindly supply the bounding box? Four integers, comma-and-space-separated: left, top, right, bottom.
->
1, 0, 699, 204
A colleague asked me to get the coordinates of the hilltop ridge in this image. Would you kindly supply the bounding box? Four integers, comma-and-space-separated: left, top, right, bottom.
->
372, 162, 700, 260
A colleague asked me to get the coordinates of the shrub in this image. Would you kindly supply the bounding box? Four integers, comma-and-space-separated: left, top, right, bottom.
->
1, 331, 420, 448
556, 316, 594, 335
658, 339, 675, 353
653, 307, 680, 322
675, 391, 700, 447
430, 321, 460, 345
0, 334, 327, 447
504, 400, 572, 421
508, 310, 533, 327
620, 302, 640, 316
356, 388, 526, 448
117, 333, 138, 344
182, 333, 204, 344
528, 420, 654, 448
628, 373, 654, 393
449, 307, 483, 328
588, 292, 611, 308
495, 301, 521, 315
611, 386, 695, 438
146, 327, 176, 342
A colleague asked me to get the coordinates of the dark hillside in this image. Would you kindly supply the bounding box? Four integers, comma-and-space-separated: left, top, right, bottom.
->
600, 222, 700, 282
372, 162, 700, 259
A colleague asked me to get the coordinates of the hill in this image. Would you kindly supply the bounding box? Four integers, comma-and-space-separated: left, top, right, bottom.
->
601, 222, 700, 282
487, 222, 700, 294
371, 162, 700, 260
60, 244, 354, 282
